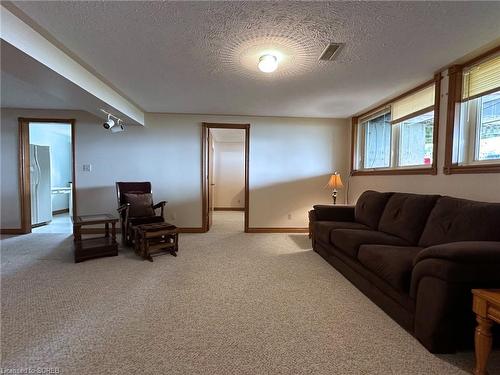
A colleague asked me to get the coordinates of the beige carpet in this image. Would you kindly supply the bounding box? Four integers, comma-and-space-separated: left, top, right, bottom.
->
1, 212, 499, 375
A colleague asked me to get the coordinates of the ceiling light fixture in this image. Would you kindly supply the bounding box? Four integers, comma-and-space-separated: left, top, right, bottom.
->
100, 109, 126, 133
258, 54, 278, 73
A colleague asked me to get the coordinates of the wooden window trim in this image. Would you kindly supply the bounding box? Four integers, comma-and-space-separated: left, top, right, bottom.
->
443, 45, 500, 175
351, 74, 440, 176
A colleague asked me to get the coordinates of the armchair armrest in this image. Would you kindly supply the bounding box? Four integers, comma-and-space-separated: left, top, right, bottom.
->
117, 203, 130, 214
153, 201, 167, 218
312, 205, 355, 222
153, 201, 167, 209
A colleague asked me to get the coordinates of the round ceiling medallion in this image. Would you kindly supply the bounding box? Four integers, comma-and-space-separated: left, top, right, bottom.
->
219, 35, 318, 79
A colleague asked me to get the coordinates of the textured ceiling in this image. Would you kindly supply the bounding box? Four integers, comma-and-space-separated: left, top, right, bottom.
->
9, 1, 500, 118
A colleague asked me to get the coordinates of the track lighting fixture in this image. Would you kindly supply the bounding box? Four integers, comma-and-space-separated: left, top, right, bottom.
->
100, 110, 126, 133
111, 119, 125, 133
103, 114, 115, 129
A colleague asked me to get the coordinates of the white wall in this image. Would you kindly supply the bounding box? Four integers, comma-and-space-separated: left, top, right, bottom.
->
348, 71, 500, 203
1, 109, 349, 229
1, 109, 92, 228
213, 141, 245, 209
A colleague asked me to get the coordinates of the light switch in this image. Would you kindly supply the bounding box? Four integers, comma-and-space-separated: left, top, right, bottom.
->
82, 164, 92, 172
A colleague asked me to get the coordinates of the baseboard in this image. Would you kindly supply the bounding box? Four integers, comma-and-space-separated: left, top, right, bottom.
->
177, 227, 205, 233
246, 227, 309, 233
53, 208, 69, 215
80, 227, 205, 234
0, 228, 25, 235
214, 207, 245, 211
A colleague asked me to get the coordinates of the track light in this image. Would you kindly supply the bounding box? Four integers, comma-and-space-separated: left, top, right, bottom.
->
100, 110, 126, 133
103, 115, 115, 129
111, 120, 125, 133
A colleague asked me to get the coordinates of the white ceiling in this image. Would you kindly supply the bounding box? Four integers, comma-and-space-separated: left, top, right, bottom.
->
211, 128, 245, 143
8, 1, 500, 118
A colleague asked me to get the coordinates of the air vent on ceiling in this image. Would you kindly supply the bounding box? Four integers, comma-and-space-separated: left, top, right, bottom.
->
319, 43, 343, 61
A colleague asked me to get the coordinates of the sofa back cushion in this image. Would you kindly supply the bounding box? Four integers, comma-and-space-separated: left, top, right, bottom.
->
378, 193, 440, 244
355, 191, 393, 229
419, 196, 500, 247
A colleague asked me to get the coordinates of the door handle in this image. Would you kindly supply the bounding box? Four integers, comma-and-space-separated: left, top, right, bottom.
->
210, 184, 215, 186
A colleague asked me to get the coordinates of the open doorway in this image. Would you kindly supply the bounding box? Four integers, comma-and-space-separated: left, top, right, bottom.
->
18, 118, 76, 234
202, 123, 249, 232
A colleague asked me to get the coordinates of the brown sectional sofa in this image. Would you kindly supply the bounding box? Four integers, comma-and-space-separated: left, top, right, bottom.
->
310, 190, 500, 353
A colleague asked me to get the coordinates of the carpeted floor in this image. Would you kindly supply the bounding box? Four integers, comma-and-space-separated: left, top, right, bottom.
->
1, 212, 499, 375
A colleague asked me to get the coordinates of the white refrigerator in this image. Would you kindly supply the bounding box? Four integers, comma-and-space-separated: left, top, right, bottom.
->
30, 144, 52, 226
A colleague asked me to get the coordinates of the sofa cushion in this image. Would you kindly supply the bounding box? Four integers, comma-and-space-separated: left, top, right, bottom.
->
358, 245, 423, 292
314, 221, 370, 245
331, 229, 410, 258
355, 191, 393, 229
419, 197, 500, 247
378, 193, 439, 244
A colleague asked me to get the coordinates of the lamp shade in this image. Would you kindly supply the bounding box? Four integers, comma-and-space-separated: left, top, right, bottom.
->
327, 173, 344, 189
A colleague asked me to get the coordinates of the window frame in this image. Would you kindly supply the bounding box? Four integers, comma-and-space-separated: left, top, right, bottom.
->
350, 74, 440, 176
444, 45, 500, 175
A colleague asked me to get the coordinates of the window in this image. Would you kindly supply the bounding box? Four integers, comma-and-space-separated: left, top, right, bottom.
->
352, 79, 438, 175
359, 111, 391, 169
445, 50, 500, 174
398, 111, 434, 167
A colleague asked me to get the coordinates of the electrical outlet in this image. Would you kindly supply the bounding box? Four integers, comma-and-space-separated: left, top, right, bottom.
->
82, 164, 92, 172
287, 213, 292, 220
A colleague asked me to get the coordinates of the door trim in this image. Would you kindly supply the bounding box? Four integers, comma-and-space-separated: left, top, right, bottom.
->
201, 123, 250, 233
17, 118, 77, 234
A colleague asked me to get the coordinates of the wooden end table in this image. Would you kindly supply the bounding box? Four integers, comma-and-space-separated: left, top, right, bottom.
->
72, 214, 119, 263
472, 289, 500, 375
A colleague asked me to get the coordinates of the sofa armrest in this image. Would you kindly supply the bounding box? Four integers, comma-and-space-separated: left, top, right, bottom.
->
410, 241, 500, 298
413, 241, 500, 265
312, 205, 355, 222
410, 242, 500, 299
409, 242, 500, 352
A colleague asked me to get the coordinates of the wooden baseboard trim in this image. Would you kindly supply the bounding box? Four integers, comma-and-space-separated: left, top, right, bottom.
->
53, 208, 69, 215
80, 227, 205, 235
246, 227, 309, 233
214, 207, 245, 211
0, 228, 25, 235
177, 227, 205, 233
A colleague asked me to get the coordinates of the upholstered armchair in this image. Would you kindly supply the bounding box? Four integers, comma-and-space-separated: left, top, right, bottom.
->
116, 182, 166, 245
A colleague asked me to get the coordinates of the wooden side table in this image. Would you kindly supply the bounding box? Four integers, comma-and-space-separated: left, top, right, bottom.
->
72, 214, 119, 263
472, 289, 500, 375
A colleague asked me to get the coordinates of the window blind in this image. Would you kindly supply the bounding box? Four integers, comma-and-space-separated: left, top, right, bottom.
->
462, 54, 500, 101
391, 85, 435, 124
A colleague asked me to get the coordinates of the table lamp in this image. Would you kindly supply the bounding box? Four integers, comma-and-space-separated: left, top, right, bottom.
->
326, 172, 343, 205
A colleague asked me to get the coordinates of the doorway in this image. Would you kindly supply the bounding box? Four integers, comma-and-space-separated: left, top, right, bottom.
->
202, 123, 249, 232
18, 118, 76, 234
